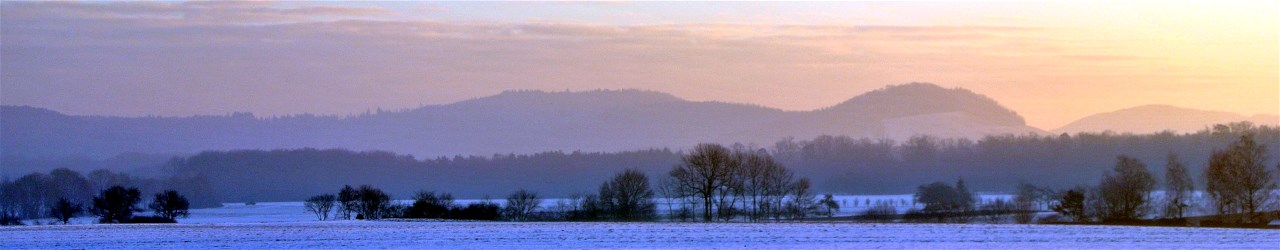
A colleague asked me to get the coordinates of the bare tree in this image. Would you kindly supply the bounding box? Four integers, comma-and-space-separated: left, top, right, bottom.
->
49, 197, 83, 224
352, 185, 391, 220
503, 189, 542, 221
49, 168, 93, 206
1205, 134, 1274, 223
655, 177, 681, 221
1098, 155, 1155, 221
861, 203, 897, 223
404, 191, 454, 219
760, 156, 794, 221
598, 169, 656, 221
669, 143, 738, 222
336, 185, 357, 220
1162, 153, 1194, 219
149, 190, 190, 221
818, 194, 839, 218
1014, 182, 1048, 211
738, 151, 770, 222
304, 194, 336, 221
787, 177, 816, 220
1051, 189, 1086, 222
9, 173, 52, 220
90, 186, 142, 223
954, 178, 976, 212
915, 182, 962, 213
1012, 200, 1035, 224
979, 198, 1013, 223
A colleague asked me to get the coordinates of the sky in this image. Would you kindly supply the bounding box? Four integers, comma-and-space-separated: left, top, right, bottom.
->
1, 1, 1276, 130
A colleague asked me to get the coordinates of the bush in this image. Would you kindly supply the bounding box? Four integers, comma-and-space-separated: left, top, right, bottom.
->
902, 209, 938, 223
355, 185, 392, 220
0, 212, 24, 226
124, 215, 176, 224
403, 191, 455, 219
978, 199, 1014, 224
452, 201, 501, 220
503, 189, 541, 221
149, 190, 190, 221
50, 198, 84, 224
91, 186, 143, 223
859, 203, 898, 223
1036, 214, 1065, 224
304, 194, 336, 221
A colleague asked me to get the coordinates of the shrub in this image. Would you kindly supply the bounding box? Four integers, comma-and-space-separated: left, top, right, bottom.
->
0, 212, 24, 226
859, 203, 898, 223
124, 215, 176, 224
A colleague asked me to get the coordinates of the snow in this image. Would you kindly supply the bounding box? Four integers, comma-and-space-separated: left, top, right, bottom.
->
4, 221, 1277, 249
6, 194, 1277, 248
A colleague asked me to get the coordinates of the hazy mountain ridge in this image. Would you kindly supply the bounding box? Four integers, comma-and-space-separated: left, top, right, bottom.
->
2, 83, 1039, 161
1054, 104, 1280, 134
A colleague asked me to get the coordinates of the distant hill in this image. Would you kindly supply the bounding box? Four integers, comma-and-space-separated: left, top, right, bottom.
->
1, 83, 1043, 162
1054, 105, 1280, 134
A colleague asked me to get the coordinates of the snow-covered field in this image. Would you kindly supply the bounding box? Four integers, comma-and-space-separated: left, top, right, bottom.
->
4, 195, 1277, 249
4, 220, 1277, 249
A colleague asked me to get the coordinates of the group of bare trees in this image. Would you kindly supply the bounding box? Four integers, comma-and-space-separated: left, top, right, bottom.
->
547, 168, 660, 221
304, 173, 655, 222
1205, 134, 1276, 223
1, 167, 215, 225
907, 179, 977, 222
305, 185, 394, 220
0, 176, 190, 226
1097, 156, 1157, 221
663, 143, 823, 222
1047, 133, 1278, 225
597, 169, 657, 221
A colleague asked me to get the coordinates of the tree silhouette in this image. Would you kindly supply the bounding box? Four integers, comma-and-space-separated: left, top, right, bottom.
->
404, 191, 455, 219
788, 178, 816, 220
90, 186, 142, 223
149, 190, 190, 221
354, 185, 391, 220
1098, 155, 1155, 221
304, 194, 336, 221
598, 169, 656, 221
668, 144, 737, 222
49, 197, 83, 224
818, 194, 839, 218
1162, 153, 1194, 219
337, 185, 358, 220
1205, 134, 1274, 223
1052, 189, 1086, 222
503, 189, 542, 221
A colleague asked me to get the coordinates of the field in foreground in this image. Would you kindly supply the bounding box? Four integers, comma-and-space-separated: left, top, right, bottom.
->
4, 221, 1278, 249
5, 201, 1277, 249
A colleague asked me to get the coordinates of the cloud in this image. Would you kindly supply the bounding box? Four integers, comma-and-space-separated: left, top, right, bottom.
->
1, 1, 393, 25
1, 1, 1274, 130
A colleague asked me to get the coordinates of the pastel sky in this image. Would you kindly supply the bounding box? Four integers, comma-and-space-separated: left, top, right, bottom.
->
1, 1, 1276, 130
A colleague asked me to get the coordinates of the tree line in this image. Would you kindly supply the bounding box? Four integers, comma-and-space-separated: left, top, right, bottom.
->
303, 169, 662, 222
887, 131, 1278, 226
300, 144, 842, 222
1043, 133, 1278, 225
3, 122, 1274, 225
148, 122, 1277, 203
2, 183, 191, 226
0, 168, 215, 222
